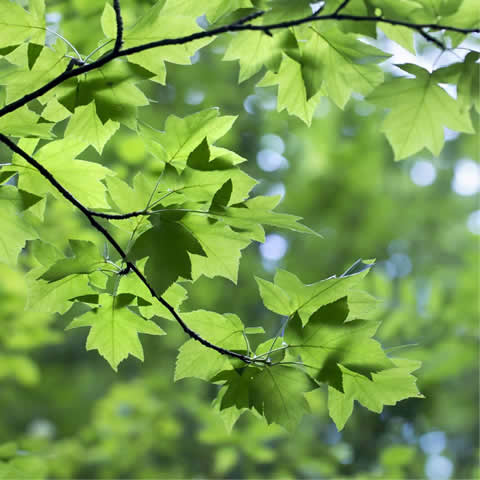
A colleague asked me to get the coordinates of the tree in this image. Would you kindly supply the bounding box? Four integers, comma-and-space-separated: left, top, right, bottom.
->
0, 0, 478, 477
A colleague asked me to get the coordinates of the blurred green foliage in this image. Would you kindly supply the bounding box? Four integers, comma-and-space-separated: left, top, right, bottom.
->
0, 0, 478, 478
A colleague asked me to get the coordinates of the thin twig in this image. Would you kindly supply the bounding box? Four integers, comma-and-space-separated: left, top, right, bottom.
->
333, 0, 352, 15
0, 10, 477, 119
112, 0, 124, 53
419, 28, 446, 50
0, 133, 267, 365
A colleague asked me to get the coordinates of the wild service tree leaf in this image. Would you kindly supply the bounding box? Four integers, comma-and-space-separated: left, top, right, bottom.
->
130, 215, 206, 295
26, 268, 93, 314
224, 30, 297, 83
55, 61, 149, 129
379, 24, 416, 54
101, 1, 213, 84
11, 138, 115, 208
1, 42, 69, 104
39, 240, 105, 282
140, 109, 236, 170
213, 194, 318, 242
150, 141, 257, 209
41, 97, 72, 122
0, 106, 53, 139
285, 297, 394, 391
66, 293, 165, 370
218, 364, 316, 431
0, 186, 40, 265
0, 0, 45, 48
434, 52, 480, 113
443, 0, 480, 46
256, 260, 374, 324
181, 214, 251, 284
162, 0, 254, 23
175, 310, 247, 381
258, 53, 322, 125
64, 101, 119, 154
300, 26, 390, 108
328, 358, 424, 430
111, 263, 188, 322
367, 63, 474, 160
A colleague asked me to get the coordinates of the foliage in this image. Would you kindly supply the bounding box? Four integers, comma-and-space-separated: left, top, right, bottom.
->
0, 0, 478, 478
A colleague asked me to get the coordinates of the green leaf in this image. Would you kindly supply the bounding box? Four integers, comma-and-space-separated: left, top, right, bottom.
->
0, 185, 40, 265
0, 0, 45, 48
329, 358, 423, 430
224, 30, 297, 83
443, 0, 480, 46
435, 52, 480, 114
257, 261, 373, 324
12, 138, 115, 208
40, 240, 105, 282
379, 24, 416, 54
217, 194, 319, 241
258, 53, 322, 125
105, 1, 213, 84
41, 97, 72, 122
26, 268, 93, 314
302, 27, 390, 108
182, 214, 250, 283
219, 365, 316, 431
1, 42, 69, 103
140, 109, 236, 170
175, 310, 247, 381
130, 217, 206, 294
0, 106, 53, 139
67, 293, 165, 370
285, 297, 394, 391
64, 101, 119, 154
57, 61, 149, 129
368, 64, 474, 160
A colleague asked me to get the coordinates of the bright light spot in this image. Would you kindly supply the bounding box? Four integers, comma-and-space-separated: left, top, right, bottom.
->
467, 210, 480, 235
259, 234, 288, 261
46, 12, 61, 23
420, 431, 447, 455
211, 45, 226, 55
185, 89, 205, 105
410, 160, 437, 186
244, 95, 260, 114
388, 238, 409, 254
257, 149, 289, 172
196, 14, 208, 29
402, 423, 416, 443
355, 102, 376, 116
439, 83, 457, 99
190, 51, 201, 64
314, 97, 331, 117
28, 418, 56, 438
266, 182, 286, 200
310, 2, 325, 13
385, 253, 412, 278
260, 95, 277, 111
425, 455, 453, 480
260, 134, 285, 154
452, 159, 480, 196
444, 127, 460, 142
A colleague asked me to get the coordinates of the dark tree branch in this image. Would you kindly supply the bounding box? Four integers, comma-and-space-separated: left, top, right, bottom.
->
419, 29, 446, 50
112, 0, 124, 53
0, 9, 477, 119
0, 133, 264, 365
333, 0, 352, 15
89, 209, 152, 219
